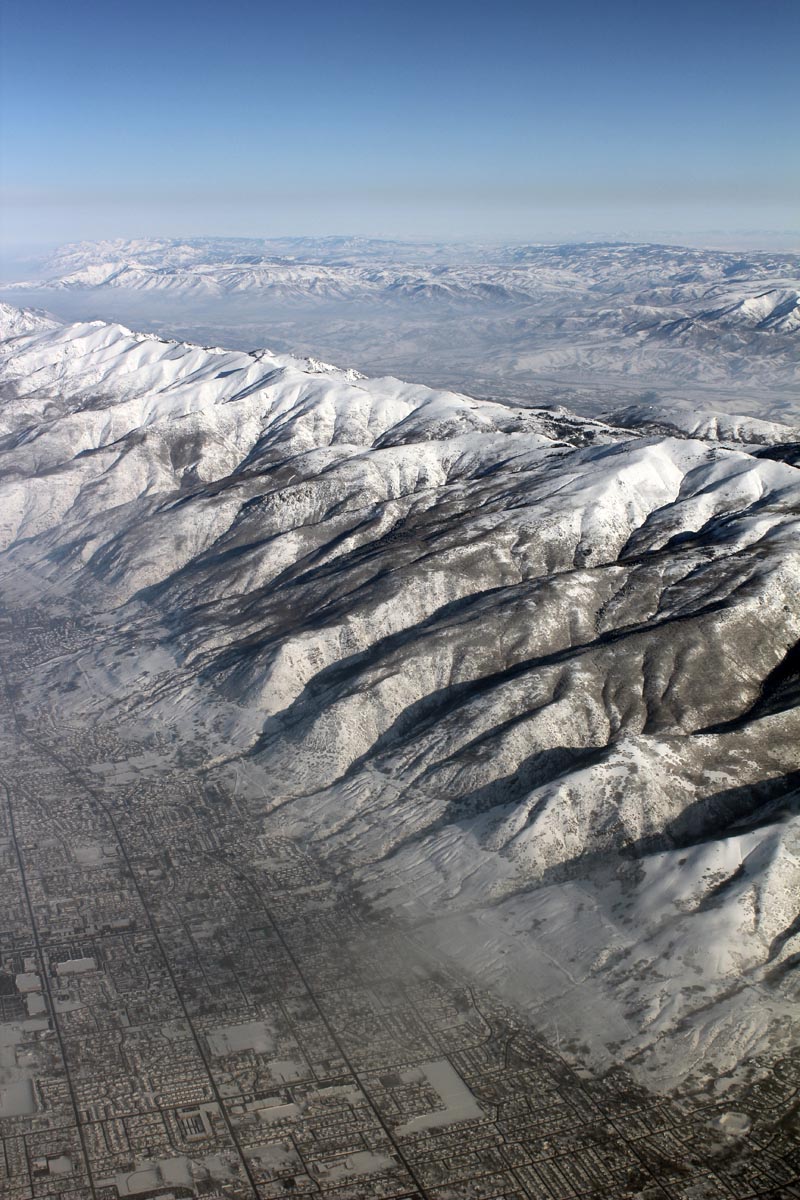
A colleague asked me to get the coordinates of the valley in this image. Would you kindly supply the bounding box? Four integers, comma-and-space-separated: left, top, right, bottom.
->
1, 604, 798, 1200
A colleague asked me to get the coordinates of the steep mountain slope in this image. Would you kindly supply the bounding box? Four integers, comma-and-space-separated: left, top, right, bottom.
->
1, 304, 798, 1085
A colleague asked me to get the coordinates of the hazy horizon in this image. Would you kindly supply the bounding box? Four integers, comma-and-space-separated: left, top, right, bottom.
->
2, 0, 797, 253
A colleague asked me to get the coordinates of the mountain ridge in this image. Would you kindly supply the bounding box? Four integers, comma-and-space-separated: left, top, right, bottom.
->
1, 302, 798, 1087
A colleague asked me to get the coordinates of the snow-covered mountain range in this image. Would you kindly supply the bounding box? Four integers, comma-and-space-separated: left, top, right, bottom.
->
6, 238, 799, 422
1, 301, 798, 1086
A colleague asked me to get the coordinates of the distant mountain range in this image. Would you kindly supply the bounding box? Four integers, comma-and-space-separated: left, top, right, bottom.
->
5, 238, 798, 422
2, 301, 798, 1085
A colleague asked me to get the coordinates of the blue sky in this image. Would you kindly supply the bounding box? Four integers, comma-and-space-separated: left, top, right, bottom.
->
1, 0, 797, 249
